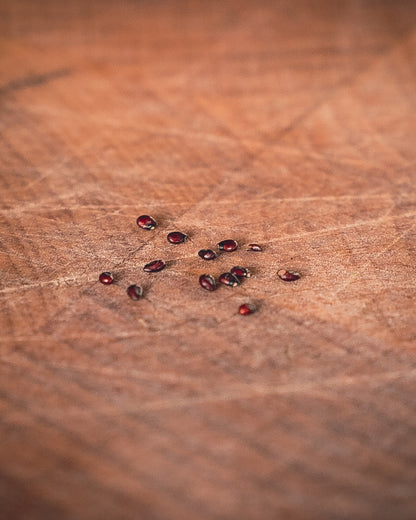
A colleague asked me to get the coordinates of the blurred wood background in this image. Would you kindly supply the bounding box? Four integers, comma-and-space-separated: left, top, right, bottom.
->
1, 1, 415, 518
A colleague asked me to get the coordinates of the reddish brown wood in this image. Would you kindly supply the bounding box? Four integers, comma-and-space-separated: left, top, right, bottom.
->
1, 1, 416, 519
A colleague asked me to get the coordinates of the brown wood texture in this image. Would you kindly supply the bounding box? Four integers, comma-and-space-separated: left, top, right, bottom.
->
1, 1, 416, 518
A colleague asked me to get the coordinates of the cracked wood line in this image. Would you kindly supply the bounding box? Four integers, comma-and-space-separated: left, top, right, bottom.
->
0, 1, 416, 520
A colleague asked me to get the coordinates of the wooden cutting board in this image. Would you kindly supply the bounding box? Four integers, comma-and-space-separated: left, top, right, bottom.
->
1, 1, 415, 518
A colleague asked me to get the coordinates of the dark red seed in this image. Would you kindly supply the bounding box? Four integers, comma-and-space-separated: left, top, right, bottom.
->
199, 274, 216, 291
219, 272, 240, 287
239, 303, 256, 315
99, 272, 114, 284
198, 249, 217, 261
218, 239, 238, 252
136, 215, 157, 230
167, 231, 188, 244
144, 260, 166, 272
278, 269, 301, 281
127, 284, 143, 300
231, 266, 251, 279
247, 243, 262, 252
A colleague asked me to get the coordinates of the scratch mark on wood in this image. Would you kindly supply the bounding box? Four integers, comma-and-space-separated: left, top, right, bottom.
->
2, 362, 415, 415
0, 69, 72, 96
266, 210, 416, 245
330, 219, 416, 301
0, 274, 96, 295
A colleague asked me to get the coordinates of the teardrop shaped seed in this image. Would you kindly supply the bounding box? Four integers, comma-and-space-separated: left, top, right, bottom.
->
277, 269, 301, 281
144, 260, 166, 272
231, 266, 251, 278
219, 272, 240, 287
239, 303, 256, 315
136, 215, 157, 230
127, 284, 143, 300
167, 231, 188, 244
99, 272, 114, 284
218, 239, 238, 252
199, 274, 216, 291
247, 243, 262, 252
198, 249, 217, 260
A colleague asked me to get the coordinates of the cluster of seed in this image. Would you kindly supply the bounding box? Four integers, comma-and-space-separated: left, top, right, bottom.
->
99, 214, 301, 315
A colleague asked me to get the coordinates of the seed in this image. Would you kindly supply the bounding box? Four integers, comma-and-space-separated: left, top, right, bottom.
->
144, 260, 166, 272
239, 303, 256, 315
218, 239, 238, 252
219, 272, 240, 287
231, 266, 251, 279
136, 214, 157, 230
127, 284, 143, 300
167, 231, 188, 244
198, 249, 217, 261
247, 243, 262, 252
277, 269, 301, 281
99, 272, 114, 284
199, 274, 216, 291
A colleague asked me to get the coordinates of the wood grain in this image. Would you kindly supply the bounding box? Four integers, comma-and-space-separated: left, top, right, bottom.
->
1, 1, 416, 518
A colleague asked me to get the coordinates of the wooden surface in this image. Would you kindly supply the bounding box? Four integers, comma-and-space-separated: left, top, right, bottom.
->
1, 1, 416, 518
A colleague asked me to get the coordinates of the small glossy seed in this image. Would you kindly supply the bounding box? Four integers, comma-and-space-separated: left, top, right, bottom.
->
219, 272, 240, 287
99, 272, 114, 284
136, 215, 157, 230
239, 303, 256, 315
278, 269, 301, 281
218, 239, 238, 252
247, 243, 262, 252
199, 274, 216, 291
144, 260, 166, 272
127, 284, 143, 300
231, 266, 251, 279
198, 249, 217, 261
167, 231, 188, 244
